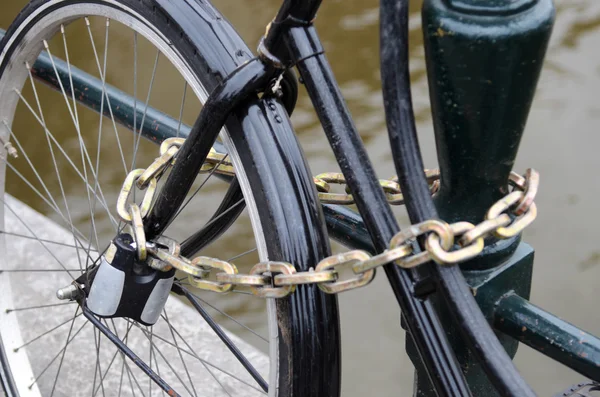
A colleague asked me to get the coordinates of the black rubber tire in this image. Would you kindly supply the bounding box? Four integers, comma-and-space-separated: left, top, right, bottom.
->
0, 1, 341, 396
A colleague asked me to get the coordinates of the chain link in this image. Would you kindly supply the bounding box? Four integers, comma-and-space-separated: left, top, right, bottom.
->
114, 137, 540, 298
313, 170, 440, 205
116, 169, 156, 222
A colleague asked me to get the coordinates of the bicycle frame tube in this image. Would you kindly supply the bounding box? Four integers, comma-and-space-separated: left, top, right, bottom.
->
262, 2, 473, 396
144, 58, 276, 239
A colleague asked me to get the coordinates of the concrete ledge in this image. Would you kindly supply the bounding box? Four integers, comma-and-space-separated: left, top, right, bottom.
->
1, 196, 269, 396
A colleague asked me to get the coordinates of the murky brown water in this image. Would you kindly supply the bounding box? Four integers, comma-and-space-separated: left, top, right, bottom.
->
2, 0, 600, 395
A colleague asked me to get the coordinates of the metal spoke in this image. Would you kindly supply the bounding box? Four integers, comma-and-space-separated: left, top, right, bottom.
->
174, 154, 230, 220
84, 312, 168, 396
182, 198, 245, 247
6, 301, 75, 314
172, 287, 266, 342
42, 38, 116, 244
60, 24, 81, 133
14, 312, 83, 351
91, 320, 135, 397
5, 124, 75, 233
92, 327, 107, 397
86, 17, 127, 174
2, 125, 97, 255
0, 151, 95, 264
91, 328, 100, 397
1, 197, 77, 282
181, 287, 267, 392
28, 320, 88, 389
176, 82, 187, 138
139, 318, 266, 394
227, 247, 258, 263
0, 155, 92, 246
136, 327, 195, 397
131, 49, 160, 170
163, 310, 198, 397
161, 311, 231, 397
82, 18, 116, 267
117, 347, 127, 397
50, 306, 80, 397
110, 319, 145, 397
0, 230, 98, 254
130, 321, 230, 396
132, 31, 138, 159
148, 326, 153, 397
25, 62, 85, 273
124, 364, 143, 397
59, 23, 106, 263
11, 91, 118, 228
0, 151, 62, 218
41, 41, 80, 134
158, 154, 232, 240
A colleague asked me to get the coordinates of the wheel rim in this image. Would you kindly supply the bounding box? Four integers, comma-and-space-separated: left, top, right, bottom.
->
0, 2, 279, 396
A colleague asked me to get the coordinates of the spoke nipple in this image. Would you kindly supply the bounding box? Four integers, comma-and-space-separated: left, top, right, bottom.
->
85, 17, 91, 26
0, 136, 17, 158
56, 284, 80, 301
42, 40, 49, 49
60, 24, 65, 34
106, 18, 110, 27
24, 61, 31, 70
5, 143, 18, 159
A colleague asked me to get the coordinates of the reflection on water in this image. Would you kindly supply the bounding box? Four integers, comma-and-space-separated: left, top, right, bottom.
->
2, 0, 600, 395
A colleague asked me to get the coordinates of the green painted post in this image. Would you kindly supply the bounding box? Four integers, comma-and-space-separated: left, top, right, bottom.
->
408, 0, 555, 395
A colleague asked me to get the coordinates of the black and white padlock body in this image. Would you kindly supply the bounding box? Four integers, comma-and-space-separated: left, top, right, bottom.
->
86, 234, 175, 326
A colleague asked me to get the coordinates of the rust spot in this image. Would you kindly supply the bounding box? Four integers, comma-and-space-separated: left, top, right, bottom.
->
168, 389, 176, 396
433, 27, 453, 38
521, 326, 527, 332
580, 352, 589, 358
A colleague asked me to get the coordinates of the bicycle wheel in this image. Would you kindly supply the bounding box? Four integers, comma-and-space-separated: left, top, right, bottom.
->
0, 1, 340, 396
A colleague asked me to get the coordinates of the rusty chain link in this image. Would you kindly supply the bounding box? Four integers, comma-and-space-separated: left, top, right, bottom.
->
115, 138, 540, 298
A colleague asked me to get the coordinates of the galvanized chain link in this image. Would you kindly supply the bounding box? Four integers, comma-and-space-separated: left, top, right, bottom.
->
114, 138, 539, 298
313, 169, 440, 205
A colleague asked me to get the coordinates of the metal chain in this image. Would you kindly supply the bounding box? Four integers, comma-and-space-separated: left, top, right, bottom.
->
115, 138, 539, 298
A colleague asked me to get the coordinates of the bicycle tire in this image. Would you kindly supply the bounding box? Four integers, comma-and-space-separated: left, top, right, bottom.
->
0, 0, 340, 396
